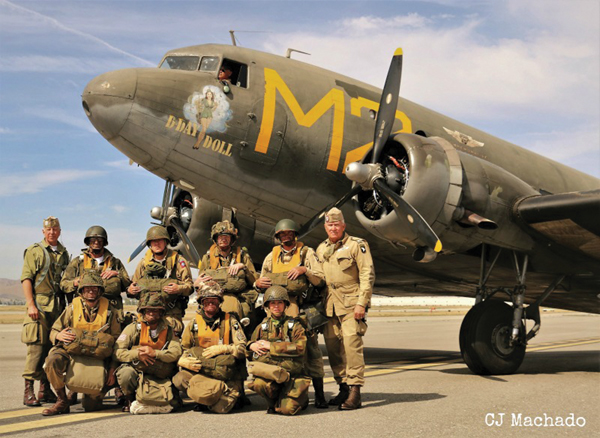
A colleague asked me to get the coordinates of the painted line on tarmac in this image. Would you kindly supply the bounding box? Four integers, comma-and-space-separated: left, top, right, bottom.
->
527, 337, 599, 352
0, 408, 124, 434
0, 407, 45, 420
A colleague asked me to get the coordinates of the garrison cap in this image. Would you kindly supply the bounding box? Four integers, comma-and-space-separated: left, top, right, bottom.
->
43, 216, 60, 228
325, 208, 344, 223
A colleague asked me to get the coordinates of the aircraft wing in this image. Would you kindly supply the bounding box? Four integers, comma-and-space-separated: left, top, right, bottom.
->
514, 189, 600, 263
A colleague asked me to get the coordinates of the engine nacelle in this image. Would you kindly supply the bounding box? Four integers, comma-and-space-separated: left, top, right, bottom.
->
353, 133, 539, 257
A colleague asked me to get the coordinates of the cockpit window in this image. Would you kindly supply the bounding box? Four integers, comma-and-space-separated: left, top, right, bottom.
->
159, 56, 200, 71
200, 56, 220, 71
220, 58, 248, 88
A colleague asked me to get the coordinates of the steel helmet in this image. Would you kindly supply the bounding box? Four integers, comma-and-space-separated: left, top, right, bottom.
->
146, 225, 170, 246
84, 226, 108, 246
210, 220, 238, 242
137, 293, 167, 314
263, 285, 290, 308
197, 280, 224, 303
274, 219, 299, 239
77, 270, 105, 295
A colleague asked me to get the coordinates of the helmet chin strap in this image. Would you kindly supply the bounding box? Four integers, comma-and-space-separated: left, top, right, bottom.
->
91, 248, 103, 256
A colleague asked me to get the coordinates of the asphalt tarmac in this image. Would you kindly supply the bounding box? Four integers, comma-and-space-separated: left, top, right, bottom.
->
0, 311, 598, 437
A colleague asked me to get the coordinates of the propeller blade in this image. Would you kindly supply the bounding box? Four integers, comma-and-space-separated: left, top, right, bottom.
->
372, 179, 442, 252
128, 239, 147, 263
170, 216, 201, 267
371, 48, 403, 164
298, 185, 363, 239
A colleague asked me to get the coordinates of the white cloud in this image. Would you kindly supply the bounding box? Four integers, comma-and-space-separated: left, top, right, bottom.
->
111, 205, 128, 214
0, 55, 142, 74
0, 169, 105, 197
0, 127, 12, 134
23, 106, 96, 133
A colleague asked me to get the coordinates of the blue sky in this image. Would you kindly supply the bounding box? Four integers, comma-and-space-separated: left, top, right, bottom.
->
0, 0, 598, 279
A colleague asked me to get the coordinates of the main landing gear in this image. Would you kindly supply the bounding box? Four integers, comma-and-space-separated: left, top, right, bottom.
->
459, 244, 565, 375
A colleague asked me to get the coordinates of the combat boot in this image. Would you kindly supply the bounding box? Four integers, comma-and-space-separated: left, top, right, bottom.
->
113, 387, 126, 406
42, 387, 70, 416
312, 378, 328, 409
23, 379, 41, 407
122, 394, 135, 413
339, 385, 361, 410
328, 382, 349, 405
37, 377, 57, 403
67, 391, 78, 406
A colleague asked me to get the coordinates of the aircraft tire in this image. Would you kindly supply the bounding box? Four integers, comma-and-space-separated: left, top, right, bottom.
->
460, 300, 526, 375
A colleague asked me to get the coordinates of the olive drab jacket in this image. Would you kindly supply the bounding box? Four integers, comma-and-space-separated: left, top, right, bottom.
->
316, 233, 375, 316
198, 245, 257, 293
61, 248, 131, 303
21, 239, 69, 314
248, 316, 307, 376
114, 318, 182, 366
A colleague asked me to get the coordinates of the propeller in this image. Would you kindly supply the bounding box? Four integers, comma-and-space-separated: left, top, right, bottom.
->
299, 48, 442, 258
128, 180, 201, 266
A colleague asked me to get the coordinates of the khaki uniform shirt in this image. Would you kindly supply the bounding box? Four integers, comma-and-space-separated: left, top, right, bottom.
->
316, 233, 375, 316
180, 310, 247, 360
131, 250, 193, 297
259, 243, 325, 288
114, 319, 182, 364
199, 246, 257, 287
61, 248, 131, 297
21, 239, 69, 313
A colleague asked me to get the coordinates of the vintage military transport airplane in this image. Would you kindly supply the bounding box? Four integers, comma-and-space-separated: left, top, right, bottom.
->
82, 43, 600, 376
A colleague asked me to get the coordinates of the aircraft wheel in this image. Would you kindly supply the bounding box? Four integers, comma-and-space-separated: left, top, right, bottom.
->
459, 300, 525, 375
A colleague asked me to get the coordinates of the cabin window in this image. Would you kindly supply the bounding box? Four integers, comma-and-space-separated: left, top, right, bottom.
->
220, 58, 248, 88
159, 56, 200, 71
200, 56, 220, 72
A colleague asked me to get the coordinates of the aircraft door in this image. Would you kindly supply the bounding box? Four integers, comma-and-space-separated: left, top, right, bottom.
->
241, 99, 287, 165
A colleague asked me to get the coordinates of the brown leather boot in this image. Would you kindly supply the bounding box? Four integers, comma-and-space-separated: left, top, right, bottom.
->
23, 379, 41, 407
42, 387, 70, 416
114, 387, 126, 406
312, 378, 328, 409
340, 385, 361, 410
38, 378, 58, 403
328, 382, 349, 405
67, 391, 78, 406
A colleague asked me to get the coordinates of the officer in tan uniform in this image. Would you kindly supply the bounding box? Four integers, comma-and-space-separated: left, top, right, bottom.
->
21, 216, 69, 407
194, 221, 258, 322
255, 219, 328, 408
61, 226, 131, 322
127, 226, 193, 336
42, 270, 121, 416
114, 294, 183, 413
174, 281, 247, 413
316, 208, 375, 410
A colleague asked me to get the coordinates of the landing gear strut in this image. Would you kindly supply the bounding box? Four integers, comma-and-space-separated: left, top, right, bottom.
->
459, 244, 565, 375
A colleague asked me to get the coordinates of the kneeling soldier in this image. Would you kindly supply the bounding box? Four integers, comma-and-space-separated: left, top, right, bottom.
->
173, 281, 246, 413
247, 286, 310, 415
114, 294, 182, 414
42, 270, 121, 416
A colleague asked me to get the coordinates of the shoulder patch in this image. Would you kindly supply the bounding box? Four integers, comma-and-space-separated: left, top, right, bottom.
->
117, 333, 128, 342
360, 245, 366, 253
233, 322, 240, 331
179, 260, 187, 269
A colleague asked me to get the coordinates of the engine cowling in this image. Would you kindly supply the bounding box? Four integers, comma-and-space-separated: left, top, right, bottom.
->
353, 133, 539, 257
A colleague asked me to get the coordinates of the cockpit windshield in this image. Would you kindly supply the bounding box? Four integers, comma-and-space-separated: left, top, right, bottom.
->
159, 56, 200, 71
200, 56, 220, 71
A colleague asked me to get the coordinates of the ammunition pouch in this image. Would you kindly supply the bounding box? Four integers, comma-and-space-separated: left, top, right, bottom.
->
66, 355, 106, 396
130, 346, 176, 379
189, 346, 237, 381
62, 327, 114, 359
265, 272, 309, 297
301, 301, 328, 332
136, 375, 173, 407
204, 268, 247, 294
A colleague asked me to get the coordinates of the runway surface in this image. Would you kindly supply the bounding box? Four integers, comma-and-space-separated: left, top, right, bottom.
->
0, 311, 598, 437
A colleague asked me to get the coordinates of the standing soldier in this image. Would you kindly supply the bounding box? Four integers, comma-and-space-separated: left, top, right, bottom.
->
247, 286, 310, 415
114, 294, 183, 413
173, 281, 246, 413
42, 270, 121, 416
194, 221, 258, 323
21, 216, 69, 407
127, 226, 193, 336
316, 208, 375, 410
255, 219, 328, 408
61, 226, 131, 322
